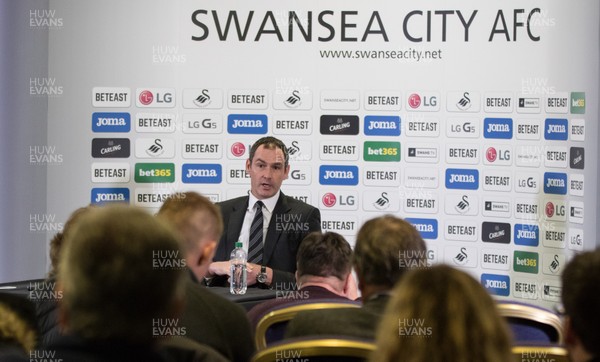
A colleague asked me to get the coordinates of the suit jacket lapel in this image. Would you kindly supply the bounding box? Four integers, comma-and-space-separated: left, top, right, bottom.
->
263, 193, 290, 264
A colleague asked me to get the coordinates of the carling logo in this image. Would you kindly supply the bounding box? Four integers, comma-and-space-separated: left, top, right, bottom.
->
319, 165, 359, 186
445, 169, 479, 190
363, 115, 400, 136
482, 222, 511, 244
483, 118, 513, 139
91, 138, 130, 158
405, 218, 438, 240
481, 274, 510, 296
91, 188, 130, 205
227, 114, 268, 134
544, 118, 568, 140
543, 172, 567, 195
92, 112, 131, 132
320, 115, 359, 135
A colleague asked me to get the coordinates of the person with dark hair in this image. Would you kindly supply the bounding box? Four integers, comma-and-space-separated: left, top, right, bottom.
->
247, 232, 357, 329
561, 249, 600, 362
285, 215, 427, 340
35, 206, 92, 348
207, 136, 321, 289
157, 192, 254, 362
371, 265, 513, 362
32, 206, 222, 362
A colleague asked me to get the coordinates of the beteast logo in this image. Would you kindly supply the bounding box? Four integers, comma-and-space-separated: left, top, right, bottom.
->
320, 115, 359, 135
483, 118, 513, 139
227, 114, 268, 134
319, 165, 359, 186
481, 274, 510, 296
570, 147, 585, 170
543, 172, 567, 195
136, 88, 175, 108
134, 163, 175, 183
405, 218, 438, 240
482, 222, 511, 244
514, 224, 539, 246
544, 118, 568, 140
445, 169, 479, 190
363, 141, 400, 162
364, 115, 400, 136
182, 164, 222, 184
91, 188, 130, 205
513, 251, 539, 274
92, 112, 131, 133
91, 138, 130, 158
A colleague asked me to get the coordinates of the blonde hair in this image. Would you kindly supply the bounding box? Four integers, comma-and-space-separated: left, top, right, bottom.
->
0, 302, 37, 352
372, 265, 513, 362
157, 192, 223, 252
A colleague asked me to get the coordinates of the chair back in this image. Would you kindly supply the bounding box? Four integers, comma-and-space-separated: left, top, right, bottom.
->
497, 301, 563, 344
512, 344, 569, 362
255, 301, 360, 350
252, 337, 375, 362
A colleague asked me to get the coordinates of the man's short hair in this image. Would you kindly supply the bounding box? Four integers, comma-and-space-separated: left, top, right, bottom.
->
49, 206, 93, 277
296, 232, 352, 281
353, 215, 426, 288
58, 206, 186, 343
248, 136, 289, 167
561, 249, 600, 356
157, 192, 223, 252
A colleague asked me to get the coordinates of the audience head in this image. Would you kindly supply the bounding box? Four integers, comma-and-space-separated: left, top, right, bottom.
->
48, 206, 93, 278
57, 205, 186, 344
0, 294, 37, 354
353, 215, 426, 295
157, 192, 223, 280
561, 249, 600, 361
295, 232, 353, 291
373, 264, 513, 362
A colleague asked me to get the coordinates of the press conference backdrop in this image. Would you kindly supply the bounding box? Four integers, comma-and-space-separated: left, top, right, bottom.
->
1, 0, 599, 309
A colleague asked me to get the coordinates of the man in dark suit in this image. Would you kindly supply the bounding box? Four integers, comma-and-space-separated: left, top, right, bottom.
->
207, 136, 321, 289
285, 215, 427, 340
157, 192, 255, 362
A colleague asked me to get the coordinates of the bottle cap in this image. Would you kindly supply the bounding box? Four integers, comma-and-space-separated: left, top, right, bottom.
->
235, 241, 243, 248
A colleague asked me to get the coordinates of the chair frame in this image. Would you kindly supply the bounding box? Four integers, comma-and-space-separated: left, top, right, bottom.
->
512, 345, 569, 362
497, 302, 564, 344
254, 302, 360, 350
252, 338, 376, 362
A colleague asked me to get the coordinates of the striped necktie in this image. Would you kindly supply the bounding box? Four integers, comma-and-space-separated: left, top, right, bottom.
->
247, 201, 264, 264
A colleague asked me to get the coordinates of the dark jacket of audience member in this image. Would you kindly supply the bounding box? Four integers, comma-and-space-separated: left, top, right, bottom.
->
285, 215, 427, 340
247, 231, 356, 328
561, 249, 600, 362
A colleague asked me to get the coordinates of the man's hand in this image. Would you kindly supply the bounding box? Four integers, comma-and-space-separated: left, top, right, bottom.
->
246, 263, 273, 287
207, 261, 230, 277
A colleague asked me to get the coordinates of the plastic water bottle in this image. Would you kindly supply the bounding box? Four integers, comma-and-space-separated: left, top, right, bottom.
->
230, 242, 247, 295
